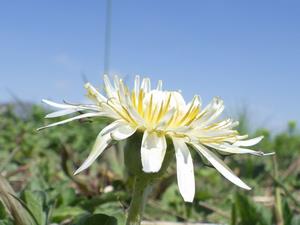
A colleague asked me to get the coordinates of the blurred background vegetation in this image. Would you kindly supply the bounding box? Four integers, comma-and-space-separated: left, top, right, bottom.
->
0, 102, 299, 225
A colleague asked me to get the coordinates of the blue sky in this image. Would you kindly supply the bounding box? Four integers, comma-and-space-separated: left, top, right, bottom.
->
0, 1, 299, 131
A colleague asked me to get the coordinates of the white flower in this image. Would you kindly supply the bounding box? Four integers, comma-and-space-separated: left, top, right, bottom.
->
38, 75, 273, 202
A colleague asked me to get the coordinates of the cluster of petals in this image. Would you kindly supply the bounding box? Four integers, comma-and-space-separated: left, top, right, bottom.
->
39, 75, 273, 202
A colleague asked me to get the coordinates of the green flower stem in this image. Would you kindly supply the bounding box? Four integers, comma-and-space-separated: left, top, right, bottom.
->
272, 155, 284, 225
126, 176, 151, 225
124, 133, 174, 225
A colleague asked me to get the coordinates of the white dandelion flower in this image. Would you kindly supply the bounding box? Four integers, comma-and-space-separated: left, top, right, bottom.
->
38, 75, 273, 202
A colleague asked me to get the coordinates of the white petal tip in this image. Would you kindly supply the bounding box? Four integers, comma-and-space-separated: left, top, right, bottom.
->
142, 166, 160, 173
240, 183, 251, 190
74, 166, 87, 176
84, 82, 91, 88
73, 159, 96, 176
256, 136, 264, 143
254, 151, 266, 156
231, 180, 252, 191
183, 197, 194, 203
73, 170, 81, 176
256, 151, 275, 156
263, 152, 275, 156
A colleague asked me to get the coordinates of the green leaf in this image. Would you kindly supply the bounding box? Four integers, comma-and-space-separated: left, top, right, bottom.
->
51, 206, 86, 222
20, 190, 47, 225
73, 213, 118, 225
94, 202, 126, 225
0, 220, 14, 225
58, 188, 76, 207
234, 192, 271, 225
79, 191, 129, 212
283, 199, 293, 225
0, 201, 7, 220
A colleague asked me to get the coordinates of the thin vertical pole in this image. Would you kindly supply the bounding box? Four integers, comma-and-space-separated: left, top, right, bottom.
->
104, 0, 112, 75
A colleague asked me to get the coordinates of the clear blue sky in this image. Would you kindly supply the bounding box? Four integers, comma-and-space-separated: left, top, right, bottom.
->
0, 1, 299, 131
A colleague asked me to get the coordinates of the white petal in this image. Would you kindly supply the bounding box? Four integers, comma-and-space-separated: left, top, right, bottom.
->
42, 99, 99, 111
45, 109, 82, 118
113, 75, 120, 90
156, 80, 163, 91
84, 82, 107, 102
100, 120, 136, 141
207, 143, 265, 156
168, 125, 193, 134
192, 143, 251, 190
118, 79, 126, 94
104, 74, 117, 98
42, 99, 76, 109
169, 91, 186, 109
185, 95, 200, 111
193, 129, 237, 138
118, 79, 128, 103
116, 87, 145, 125
200, 104, 225, 127
233, 136, 264, 147
111, 124, 136, 140
74, 133, 111, 175
143, 90, 165, 110
141, 78, 151, 93
176, 95, 201, 125
141, 131, 167, 173
173, 138, 195, 202
126, 104, 145, 125
237, 135, 249, 140
156, 108, 176, 129
100, 120, 124, 136
111, 125, 136, 141
224, 121, 240, 130
37, 112, 104, 131
97, 102, 120, 119
134, 75, 140, 97
195, 97, 223, 125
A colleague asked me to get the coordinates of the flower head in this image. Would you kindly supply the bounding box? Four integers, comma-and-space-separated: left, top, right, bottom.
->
39, 75, 273, 202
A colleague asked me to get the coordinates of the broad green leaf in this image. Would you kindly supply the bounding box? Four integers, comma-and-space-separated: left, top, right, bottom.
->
58, 188, 76, 207
20, 190, 46, 225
